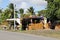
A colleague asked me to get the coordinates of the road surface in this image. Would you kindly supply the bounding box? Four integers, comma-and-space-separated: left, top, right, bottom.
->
0, 30, 59, 40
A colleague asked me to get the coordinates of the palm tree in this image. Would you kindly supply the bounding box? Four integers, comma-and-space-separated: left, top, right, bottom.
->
19, 8, 24, 18
8, 3, 15, 29
0, 9, 2, 13
15, 10, 18, 18
0, 9, 2, 17
0, 4, 14, 22
0, 9, 2, 24
8, 3, 14, 18
4, 9, 11, 19
28, 7, 35, 15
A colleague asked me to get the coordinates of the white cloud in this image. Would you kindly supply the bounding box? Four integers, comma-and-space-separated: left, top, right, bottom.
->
9, 0, 47, 11
9, 0, 47, 5
27, 0, 47, 6
9, 0, 47, 7
15, 2, 29, 12
0, 0, 2, 4
20, 2, 28, 9
9, 0, 22, 4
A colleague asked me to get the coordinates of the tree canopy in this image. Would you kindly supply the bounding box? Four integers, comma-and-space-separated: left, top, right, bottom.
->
38, 10, 47, 16
28, 7, 35, 15
45, 0, 60, 22
19, 8, 24, 18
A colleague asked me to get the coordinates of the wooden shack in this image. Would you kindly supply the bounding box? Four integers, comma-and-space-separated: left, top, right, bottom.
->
21, 15, 52, 30
21, 15, 45, 30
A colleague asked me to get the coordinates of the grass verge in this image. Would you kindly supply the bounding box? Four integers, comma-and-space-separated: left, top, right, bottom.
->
20, 29, 60, 39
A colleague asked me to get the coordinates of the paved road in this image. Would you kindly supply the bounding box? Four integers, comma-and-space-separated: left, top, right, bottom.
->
0, 30, 59, 40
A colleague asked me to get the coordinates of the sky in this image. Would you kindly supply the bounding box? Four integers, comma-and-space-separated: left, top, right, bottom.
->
0, 0, 47, 12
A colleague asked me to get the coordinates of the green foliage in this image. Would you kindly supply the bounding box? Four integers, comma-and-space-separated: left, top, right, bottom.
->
46, 0, 60, 22
0, 9, 2, 13
9, 3, 14, 18
38, 10, 47, 16
23, 14, 30, 18
15, 10, 18, 18
0, 9, 3, 24
8, 3, 18, 18
1, 9, 11, 22
19, 8, 24, 18
19, 8, 24, 14
0, 3, 18, 24
55, 9, 60, 19
9, 3, 14, 10
28, 7, 35, 15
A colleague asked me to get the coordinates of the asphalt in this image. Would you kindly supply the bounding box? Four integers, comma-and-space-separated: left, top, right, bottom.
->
0, 30, 59, 40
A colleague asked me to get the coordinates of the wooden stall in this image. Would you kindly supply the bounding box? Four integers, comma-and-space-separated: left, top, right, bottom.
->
21, 16, 45, 30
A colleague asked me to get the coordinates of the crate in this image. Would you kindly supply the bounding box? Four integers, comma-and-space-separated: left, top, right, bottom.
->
44, 23, 50, 29
55, 24, 60, 30
28, 22, 44, 30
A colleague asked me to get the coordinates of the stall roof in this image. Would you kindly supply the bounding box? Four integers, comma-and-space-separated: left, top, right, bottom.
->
6, 18, 21, 24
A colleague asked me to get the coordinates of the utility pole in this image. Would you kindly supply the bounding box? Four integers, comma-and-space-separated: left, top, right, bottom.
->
14, 4, 16, 30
